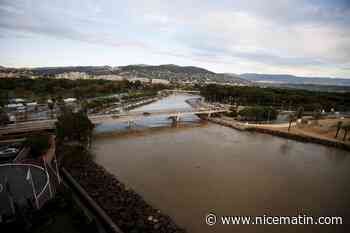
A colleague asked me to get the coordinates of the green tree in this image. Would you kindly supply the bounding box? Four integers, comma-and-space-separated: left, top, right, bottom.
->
238, 106, 278, 122
55, 106, 94, 166
0, 93, 8, 108
225, 106, 238, 118
55, 106, 94, 150
0, 108, 9, 126
25, 134, 50, 158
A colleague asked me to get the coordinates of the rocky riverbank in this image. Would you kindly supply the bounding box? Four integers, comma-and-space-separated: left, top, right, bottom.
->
66, 159, 187, 233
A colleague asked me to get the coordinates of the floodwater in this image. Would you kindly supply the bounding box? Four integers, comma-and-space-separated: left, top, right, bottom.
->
92, 94, 350, 233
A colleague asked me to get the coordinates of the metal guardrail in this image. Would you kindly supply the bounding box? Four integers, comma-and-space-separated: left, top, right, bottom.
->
13, 147, 30, 162
61, 168, 124, 233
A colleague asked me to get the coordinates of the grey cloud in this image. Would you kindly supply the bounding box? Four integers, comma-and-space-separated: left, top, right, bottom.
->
0, 0, 349, 77
0, 2, 148, 49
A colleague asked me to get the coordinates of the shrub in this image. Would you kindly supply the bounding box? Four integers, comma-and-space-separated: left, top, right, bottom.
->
238, 106, 278, 122
25, 134, 50, 158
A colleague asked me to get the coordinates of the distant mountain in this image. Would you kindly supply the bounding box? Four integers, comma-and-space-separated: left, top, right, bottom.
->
117, 64, 249, 84
240, 73, 350, 86
0, 64, 251, 85
119, 64, 215, 76
218, 73, 251, 85
31, 66, 114, 76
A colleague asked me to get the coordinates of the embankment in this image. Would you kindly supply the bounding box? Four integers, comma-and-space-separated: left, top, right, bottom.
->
208, 117, 350, 151
246, 127, 350, 151
66, 158, 187, 233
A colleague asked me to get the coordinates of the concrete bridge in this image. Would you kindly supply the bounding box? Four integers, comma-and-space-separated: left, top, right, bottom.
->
0, 107, 227, 136
159, 89, 200, 94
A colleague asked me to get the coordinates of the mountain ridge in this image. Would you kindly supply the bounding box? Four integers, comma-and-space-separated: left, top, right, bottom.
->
1, 64, 349, 86
239, 73, 350, 86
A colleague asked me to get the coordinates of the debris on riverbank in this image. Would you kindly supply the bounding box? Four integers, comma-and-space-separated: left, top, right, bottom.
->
66, 158, 187, 233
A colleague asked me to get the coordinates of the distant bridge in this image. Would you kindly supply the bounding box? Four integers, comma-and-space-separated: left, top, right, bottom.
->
0, 107, 227, 136
159, 89, 200, 94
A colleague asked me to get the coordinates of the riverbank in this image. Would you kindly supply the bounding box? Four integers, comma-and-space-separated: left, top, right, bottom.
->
123, 96, 161, 111
208, 117, 247, 131
209, 117, 350, 151
66, 158, 187, 233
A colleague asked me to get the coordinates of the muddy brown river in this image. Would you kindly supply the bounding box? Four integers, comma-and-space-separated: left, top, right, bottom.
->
92, 95, 350, 233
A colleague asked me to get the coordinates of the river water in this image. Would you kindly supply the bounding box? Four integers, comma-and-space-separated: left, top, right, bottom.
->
92, 94, 350, 233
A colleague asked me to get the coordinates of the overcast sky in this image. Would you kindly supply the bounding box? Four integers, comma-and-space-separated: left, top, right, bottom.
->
0, 0, 349, 78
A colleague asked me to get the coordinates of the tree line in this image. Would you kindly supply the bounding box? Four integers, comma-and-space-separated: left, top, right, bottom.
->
200, 84, 350, 112
0, 78, 166, 104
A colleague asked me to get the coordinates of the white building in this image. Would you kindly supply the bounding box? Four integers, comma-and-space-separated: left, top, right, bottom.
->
63, 98, 77, 103
93, 75, 124, 81
55, 72, 91, 80
151, 79, 170, 85
127, 77, 150, 83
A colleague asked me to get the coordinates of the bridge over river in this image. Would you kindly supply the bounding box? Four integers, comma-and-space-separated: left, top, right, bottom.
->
0, 107, 227, 136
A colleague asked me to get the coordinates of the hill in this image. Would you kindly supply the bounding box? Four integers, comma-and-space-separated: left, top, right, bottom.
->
118, 64, 251, 84
31, 66, 115, 76
0, 64, 251, 85
240, 73, 350, 86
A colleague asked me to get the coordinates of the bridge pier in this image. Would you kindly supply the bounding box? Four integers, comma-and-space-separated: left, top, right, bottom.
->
168, 113, 181, 126
208, 111, 212, 119
176, 113, 181, 122
127, 120, 135, 128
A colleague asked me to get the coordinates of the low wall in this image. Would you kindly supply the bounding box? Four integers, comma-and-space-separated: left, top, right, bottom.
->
61, 168, 124, 233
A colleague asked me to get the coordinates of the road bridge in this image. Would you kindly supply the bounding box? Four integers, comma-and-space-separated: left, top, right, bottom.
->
0, 108, 227, 136
159, 89, 200, 94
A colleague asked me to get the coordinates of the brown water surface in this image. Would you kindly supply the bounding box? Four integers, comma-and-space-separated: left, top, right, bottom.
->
92, 95, 350, 233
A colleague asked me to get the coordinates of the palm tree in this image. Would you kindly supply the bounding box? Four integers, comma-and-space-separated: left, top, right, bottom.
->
23, 103, 28, 121
312, 109, 322, 125
342, 124, 350, 141
48, 100, 54, 119
335, 121, 342, 139
288, 113, 295, 132
343, 128, 348, 141
296, 106, 304, 119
